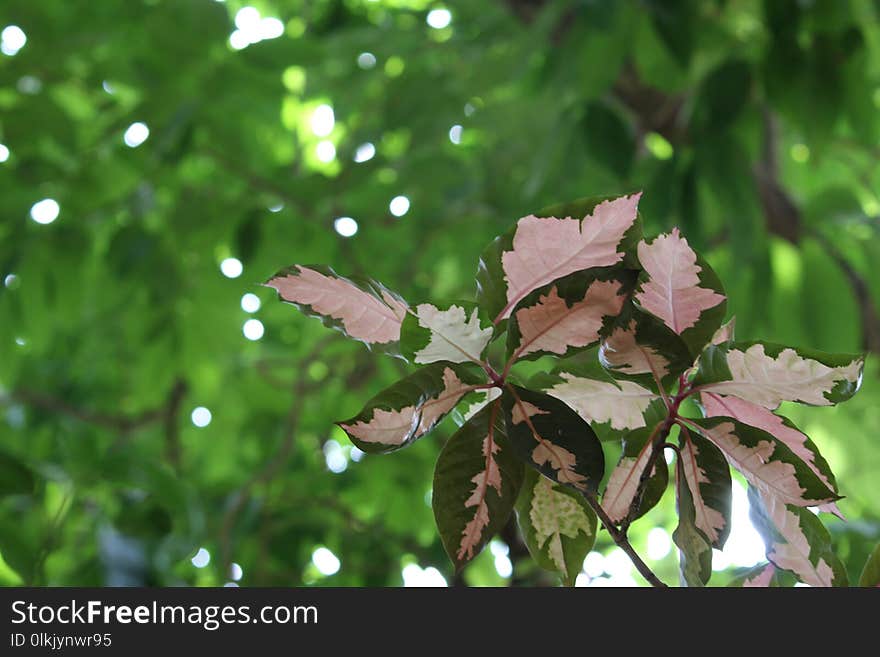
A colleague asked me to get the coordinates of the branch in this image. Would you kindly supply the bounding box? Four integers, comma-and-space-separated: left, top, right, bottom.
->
162, 378, 188, 471
218, 336, 333, 572
581, 491, 667, 588
2, 388, 168, 434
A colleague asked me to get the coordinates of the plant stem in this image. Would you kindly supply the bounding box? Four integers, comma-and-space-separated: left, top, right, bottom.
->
583, 491, 667, 588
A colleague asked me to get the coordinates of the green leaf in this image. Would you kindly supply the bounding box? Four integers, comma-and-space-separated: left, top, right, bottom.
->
678, 427, 731, 549
673, 456, 712, 587
0, 450, 35, 497
858, 543, 880, 587
690, 59, 752, 135
432, 400, 525, 571
581, 102, 635, 178
689, 416, 838, 506
506, 266, 635, 365
693, 341, 865, 408
515, 468, 597, 586
400, 301, 493, 365
337, 362, 484, 454
475, 193, 643, 324
265, 264, 409, 356
748, 485, 847, 587
501, 385, 605, 493
602, 425, 669, 524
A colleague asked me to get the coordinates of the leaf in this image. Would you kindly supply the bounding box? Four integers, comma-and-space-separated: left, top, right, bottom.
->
859, 543, 880, 587
455, 387, 502, 426
400, 301, 493, 365
689, 417, 839, 507
501, 385, 605, 493
532, 354, 662, 436
673, 457, 713, 587
748, 486, 847, 587
741, 563, 776, 587
476, 193, 642, 324
337, 362, 484, 454
598, 303, 693, 387
432, 400, 525, 570
506, 267, 632, 364
601, 425, 668, 523
678, 427, 731, 548
700, 392, 840, 516
710, 317, 735, 346
727, 562, 795, 588
634, 228, 726, 355
0, 450, 35, 497
515, 468, 598, 586
265, 265, 408, 354
695, 341, 865, 409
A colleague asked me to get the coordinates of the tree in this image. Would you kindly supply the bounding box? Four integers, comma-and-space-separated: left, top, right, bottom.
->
0, 0, 878, 587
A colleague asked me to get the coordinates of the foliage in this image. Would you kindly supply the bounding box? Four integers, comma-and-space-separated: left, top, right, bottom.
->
270, 192, 866, 586
1, 0, 879, 587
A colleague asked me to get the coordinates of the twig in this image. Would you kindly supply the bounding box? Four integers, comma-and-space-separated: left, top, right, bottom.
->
218, 337, 332, 572
162, 378, 188, 471
2, 389, 167, 434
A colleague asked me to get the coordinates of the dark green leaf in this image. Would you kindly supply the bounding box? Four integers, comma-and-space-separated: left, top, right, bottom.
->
433, 400, 524, 571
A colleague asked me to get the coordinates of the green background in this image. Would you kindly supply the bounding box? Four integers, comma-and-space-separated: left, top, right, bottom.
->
1, 0, 878, 586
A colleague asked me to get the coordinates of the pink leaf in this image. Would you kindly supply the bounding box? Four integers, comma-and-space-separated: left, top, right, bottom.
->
602, 440, 655, 523
635, 228, 725, 335
458, 428, 504, 561
511, 280, 626, 360
742, 563, 776, 587
496, 193, 641, 322
599, 319, 671, 377
340, 368, 475, 447
754, 492, 837, 587
679, 434, 728, 545
701, 393, 838, 499
266, 265, 408, 345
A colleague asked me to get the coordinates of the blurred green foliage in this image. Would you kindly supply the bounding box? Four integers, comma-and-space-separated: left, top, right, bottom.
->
0, 0, 878, 586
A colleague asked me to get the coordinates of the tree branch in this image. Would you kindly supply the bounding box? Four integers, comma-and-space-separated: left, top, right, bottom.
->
218, 336, 333, 572
2, 388, 170, 434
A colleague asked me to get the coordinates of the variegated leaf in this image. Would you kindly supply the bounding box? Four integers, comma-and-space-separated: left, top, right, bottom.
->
678, 428, 731, 548
727, 562, 795, 587
515, 468, 597, 585
502, 385, 605, 493
695, 341, 864, 409
700, 392, 840, 516
602, 426, 668, 523
506, 268, 633, 363
673, 457, 713, 587
748, 486, 847, 587
690, 417, 839, 506
454, 387, 502, 426
598, 303, 693, 389
266, 265, 408, 354
634, 228, 726, 356
859, 543, 880, 587
531, 354, 664, 439
337, 362, 483, 453
476, 193, 642, 324
400, 302, 493, 365
710, 316, 736, 346
433, 400, 524, 570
